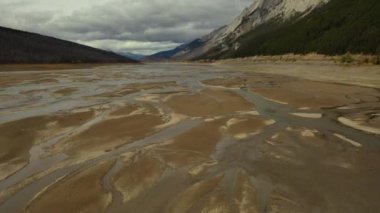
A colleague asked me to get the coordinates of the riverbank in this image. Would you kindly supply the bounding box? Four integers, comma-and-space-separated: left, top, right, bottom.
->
0, 63, 379, 212
213, 55, 380, 89
0, 63, 140, 72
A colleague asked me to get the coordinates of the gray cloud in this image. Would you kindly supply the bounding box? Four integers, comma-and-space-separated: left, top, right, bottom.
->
0, 0, 253, 54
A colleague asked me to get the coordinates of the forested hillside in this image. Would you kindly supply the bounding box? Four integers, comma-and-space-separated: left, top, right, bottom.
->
228, 0, 380, 58
0, 26, 136, 63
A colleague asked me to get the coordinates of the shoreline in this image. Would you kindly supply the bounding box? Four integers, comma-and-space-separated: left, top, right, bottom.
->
0, 62, 140, 72
211, 55, 380, 89
2, 55, 380, 89
207, 53, 380, 65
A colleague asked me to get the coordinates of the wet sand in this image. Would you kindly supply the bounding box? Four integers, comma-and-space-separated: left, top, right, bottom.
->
0, 63, 379, 212
27, 161, 113, 213
214, 60, 380, 89
166, 89, 254, 117
0, 111, 95, 181
0, 64, 106, 72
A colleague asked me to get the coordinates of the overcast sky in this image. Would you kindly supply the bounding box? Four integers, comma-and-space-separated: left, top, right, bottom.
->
0, 0, 253, 55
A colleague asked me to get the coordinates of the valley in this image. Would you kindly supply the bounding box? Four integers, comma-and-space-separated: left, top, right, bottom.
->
0, 63, 379, 212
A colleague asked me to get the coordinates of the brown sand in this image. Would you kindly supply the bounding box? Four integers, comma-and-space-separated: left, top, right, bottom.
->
54, 111, 95, 128
252, 80, 378, 108
53, 88, 78, 96
0, 111, 94, 180
152, 119, 229, 170
253, 127, 380, 211
164, 118, 227, 157
99, 81, 177, 97
64, 113, 164, 156
166, 89, 254, 117
203, 73, 378, 109
30, 78, 58, 84
114, 153, 164, 203
27, 161, 112, 213
170, 175, 224, 212
170, 170, 259, 213
234, 171, 259, 213
1, 63, 379, 213
19, 89, 48, 95
0, 64, 99, 72
0, 116, 48, 168
215, 60, 380, 89
338, 110, 380, 135
0, 73, 52, 87
202, 77, 246, 89
225, 115, 271, 139
338, 117, 380, 135
109, 104, 140, 117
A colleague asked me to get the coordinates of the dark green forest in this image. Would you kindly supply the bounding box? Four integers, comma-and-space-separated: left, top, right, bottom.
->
0, 27, 136, 64
227, 0, 380, 58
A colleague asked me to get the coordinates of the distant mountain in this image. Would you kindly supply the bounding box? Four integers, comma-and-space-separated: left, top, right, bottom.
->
157, 0, 380, 60
120, 52, 146, 61
0, 26, 137, 63
147, 26, 226, 61
146, 39, 206, 61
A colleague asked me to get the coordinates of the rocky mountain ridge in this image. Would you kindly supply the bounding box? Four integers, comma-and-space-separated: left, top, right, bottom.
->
152, 0, 329, 60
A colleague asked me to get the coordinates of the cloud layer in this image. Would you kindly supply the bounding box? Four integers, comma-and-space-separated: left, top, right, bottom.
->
0, 0, 252, 54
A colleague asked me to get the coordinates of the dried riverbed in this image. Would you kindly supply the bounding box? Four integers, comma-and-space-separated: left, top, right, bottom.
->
0, 63, 379, 212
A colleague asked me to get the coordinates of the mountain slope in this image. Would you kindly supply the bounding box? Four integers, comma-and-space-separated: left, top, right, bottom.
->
0, 26, 137, 63
228, 0, 380, 58
146, 39, 205, 61
120, 52, 146, 61
199, 0, 329, 59
146, 26, 226, 60
153, 0, 329, 60
156, 0, 379, 60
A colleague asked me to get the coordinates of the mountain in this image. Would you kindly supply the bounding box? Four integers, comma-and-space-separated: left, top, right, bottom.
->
156, 0, 380, 60
146, 38, 206, 61
120, 52, 146, 61
147, 26, 225, 61
229, 0, 380, 58
0, 26, 137, 64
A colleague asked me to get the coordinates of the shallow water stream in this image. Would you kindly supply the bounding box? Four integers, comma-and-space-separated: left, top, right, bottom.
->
0, 63, 379, 212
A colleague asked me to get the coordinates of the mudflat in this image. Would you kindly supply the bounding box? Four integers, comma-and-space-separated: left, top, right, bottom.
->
0, 63, 379, 212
